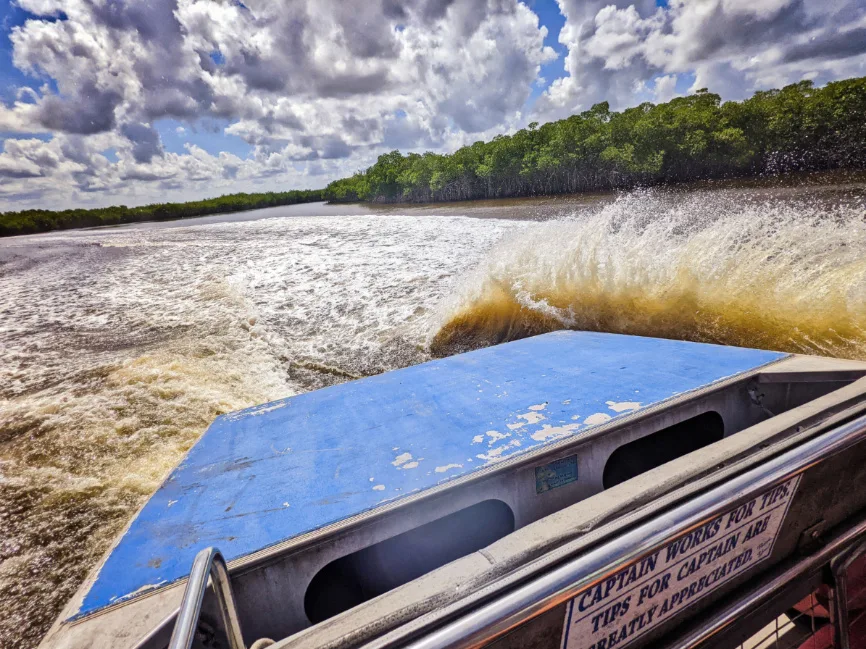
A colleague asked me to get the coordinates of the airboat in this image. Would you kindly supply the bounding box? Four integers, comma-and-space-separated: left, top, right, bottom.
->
38, 331, 866, 649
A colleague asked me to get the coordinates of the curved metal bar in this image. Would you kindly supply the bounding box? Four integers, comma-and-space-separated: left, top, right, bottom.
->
664, 515, 866, 649
168, 547, 246, 649
830, 538, 866, 649
396, 412, 866, 649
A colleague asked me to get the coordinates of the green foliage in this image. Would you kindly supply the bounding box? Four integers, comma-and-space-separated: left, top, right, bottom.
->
5, 76, 865, 236
325, 76, 866, 204
0, 189, 324, 237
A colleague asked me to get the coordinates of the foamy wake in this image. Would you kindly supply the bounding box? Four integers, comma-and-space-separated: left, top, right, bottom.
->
429, 190, 866, 359
0, 213, 512, 648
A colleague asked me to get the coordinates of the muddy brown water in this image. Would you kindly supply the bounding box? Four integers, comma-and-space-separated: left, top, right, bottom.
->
1, 170, 865, 648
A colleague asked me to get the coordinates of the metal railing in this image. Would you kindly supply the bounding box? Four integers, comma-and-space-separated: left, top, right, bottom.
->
830, 538, 866, 649
391, 412, 866, 649
663, 516, 866, 649
168, 547, 246, 649
731, 598, 823, 649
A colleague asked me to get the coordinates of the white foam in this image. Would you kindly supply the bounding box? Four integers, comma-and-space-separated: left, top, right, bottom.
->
0, 212, 518, 638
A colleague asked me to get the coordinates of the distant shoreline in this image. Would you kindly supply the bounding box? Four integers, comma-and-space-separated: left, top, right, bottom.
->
0, 189, 324, 237
4, 75, 866, 237
5, 167, 866, 238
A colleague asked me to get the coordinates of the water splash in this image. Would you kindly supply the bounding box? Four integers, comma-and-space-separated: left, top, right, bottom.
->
2, 183, 865, 647
430, 190, 866, 358
0, 213, 512, 648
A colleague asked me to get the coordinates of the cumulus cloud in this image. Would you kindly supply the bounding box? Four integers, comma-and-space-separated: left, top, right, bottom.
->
0, 0, 864, 209
535, 0, 866, 120
0, 0, 555, 209
120, 123, 164, 164
0, 156, 43, 179
652, 74, 679, 103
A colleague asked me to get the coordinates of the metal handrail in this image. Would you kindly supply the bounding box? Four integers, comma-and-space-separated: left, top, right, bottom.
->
830, 538, 866, 649
662, 514, 866, 649
168, 547, 246, 649
393, 412, 866, 649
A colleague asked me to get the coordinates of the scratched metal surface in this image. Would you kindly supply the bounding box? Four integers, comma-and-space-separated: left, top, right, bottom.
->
74, 331, 786, 618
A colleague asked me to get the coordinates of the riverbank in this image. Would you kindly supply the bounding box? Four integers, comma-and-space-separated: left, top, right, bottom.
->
5, 77, 864, 238
0, 189, 323, 237
339, 169, 866, 219
325, 77, 866, 204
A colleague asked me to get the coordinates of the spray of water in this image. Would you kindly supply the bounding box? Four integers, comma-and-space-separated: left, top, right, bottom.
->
430, 190, 866, 358
2, 183, 865, 648
0, 213, 511, 648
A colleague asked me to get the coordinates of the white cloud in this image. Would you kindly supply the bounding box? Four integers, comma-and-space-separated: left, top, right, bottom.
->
0, 0, 555, 209
535, 0, 866, 120
653, 74, 679, 103
1, 0, 865, 209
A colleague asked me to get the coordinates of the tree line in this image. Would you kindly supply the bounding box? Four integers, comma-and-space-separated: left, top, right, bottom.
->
325, 76, 866, 203
0, 189, 324, 237
3, 76, 865, 236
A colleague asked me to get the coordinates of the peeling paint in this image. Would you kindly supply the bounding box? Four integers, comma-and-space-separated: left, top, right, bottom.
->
528, 403, 548, 411
584, 413, 612, 425
507, 422, 525, 430
167, 499, 177, 507
122, 579, 169, 600
530, 423, 582, 442
476, 447, 506, 462
249, 402, 288, 415
562, 399, 572, 405
606, 400, 642, 412
477, 439, 521, 462
283, 502, 290, 508
517, 410, 546, 425
226, 400, 288, 421
472, 434, 484, 444
486, 430, 509, 444
372, 484, 385, 491
435, 463, 463, 473
402, 461, 420, 469
392, 452, 413, 466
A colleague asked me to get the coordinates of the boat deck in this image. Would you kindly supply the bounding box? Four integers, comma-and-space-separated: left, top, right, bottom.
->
74, 331, 786, 619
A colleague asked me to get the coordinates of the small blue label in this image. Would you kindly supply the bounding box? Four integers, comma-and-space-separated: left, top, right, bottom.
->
535, 455, 578, 494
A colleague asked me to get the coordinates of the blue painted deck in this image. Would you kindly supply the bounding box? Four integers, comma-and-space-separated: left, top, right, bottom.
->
75, 332, 786, 618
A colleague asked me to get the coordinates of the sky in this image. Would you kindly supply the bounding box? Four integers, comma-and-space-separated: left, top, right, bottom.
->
0, 0, 864, 211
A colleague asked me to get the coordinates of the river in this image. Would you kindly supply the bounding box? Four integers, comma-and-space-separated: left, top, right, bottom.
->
1, 170, 865, 648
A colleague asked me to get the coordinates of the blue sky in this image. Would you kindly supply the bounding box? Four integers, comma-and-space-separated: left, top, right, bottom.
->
155, 119, 252, 159
0, 2, 40, 122
527, 0, 567, 103
0, 0, 864, 210
0, 3, 30, 99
